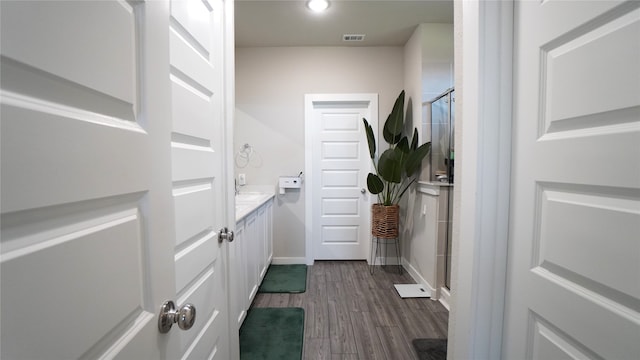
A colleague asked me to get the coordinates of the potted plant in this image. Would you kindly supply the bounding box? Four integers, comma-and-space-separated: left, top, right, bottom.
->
362, 90, 431, 238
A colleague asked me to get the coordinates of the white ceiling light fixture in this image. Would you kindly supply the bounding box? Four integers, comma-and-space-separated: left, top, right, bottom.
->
306, 0, 330, 13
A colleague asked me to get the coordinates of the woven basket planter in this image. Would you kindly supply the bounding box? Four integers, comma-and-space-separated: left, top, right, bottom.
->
371, 204, 399, 238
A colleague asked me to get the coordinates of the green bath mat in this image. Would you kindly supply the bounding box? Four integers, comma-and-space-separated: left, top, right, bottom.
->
258, 265, 307, 293
412, 338, 447, 360
240, 307, 304, 360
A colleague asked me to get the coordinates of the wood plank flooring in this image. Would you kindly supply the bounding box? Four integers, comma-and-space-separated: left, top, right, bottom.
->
251, 261, 449, 360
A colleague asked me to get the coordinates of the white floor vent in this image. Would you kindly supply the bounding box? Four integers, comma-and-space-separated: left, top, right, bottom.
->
342, 34, 365, 42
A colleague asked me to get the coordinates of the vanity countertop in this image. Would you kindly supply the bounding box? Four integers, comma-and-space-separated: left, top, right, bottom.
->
417, 181, 453, 196
235, 192, 275, 221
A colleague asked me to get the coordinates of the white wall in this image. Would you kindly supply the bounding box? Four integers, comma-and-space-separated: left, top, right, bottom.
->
401, 24, 454, 293
405, 189, 439, 291
422, 24, 455, 102
421, 23, 455, 180
404, 24, 423, 135
235, 46, 404, 261
403, 23, 454, 145
399, 22, 421, 267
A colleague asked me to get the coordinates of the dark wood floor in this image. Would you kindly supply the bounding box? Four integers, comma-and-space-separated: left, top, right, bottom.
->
251, 261, 449, 360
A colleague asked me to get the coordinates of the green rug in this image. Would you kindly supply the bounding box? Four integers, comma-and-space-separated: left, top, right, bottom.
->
240, 307, 305, 360
412, 338, 447, 360
258, 265, 307, 293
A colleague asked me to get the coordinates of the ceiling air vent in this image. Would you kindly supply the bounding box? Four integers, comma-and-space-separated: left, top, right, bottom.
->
342, 34, 365, 42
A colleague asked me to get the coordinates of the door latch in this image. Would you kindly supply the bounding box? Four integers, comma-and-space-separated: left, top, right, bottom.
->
218, 227, 234, 243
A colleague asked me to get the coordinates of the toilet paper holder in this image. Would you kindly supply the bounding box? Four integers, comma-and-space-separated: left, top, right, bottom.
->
279, 174, 303, 194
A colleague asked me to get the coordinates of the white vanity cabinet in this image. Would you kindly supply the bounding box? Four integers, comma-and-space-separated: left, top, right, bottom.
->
231, 216, 247, 328
257, 200, 274, 280
232, 195, 274, 326
264, 200, 273, 266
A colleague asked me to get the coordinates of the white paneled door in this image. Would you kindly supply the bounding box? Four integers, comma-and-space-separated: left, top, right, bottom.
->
504, 1, 640, 359
306, 94, 378, 260
1, 1, 233, 359
169, 0, 230, 359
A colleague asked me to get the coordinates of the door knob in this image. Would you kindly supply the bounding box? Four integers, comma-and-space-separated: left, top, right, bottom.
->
218, 227, 234, 243
361, 188, 366, 194
158, 300, 196, 333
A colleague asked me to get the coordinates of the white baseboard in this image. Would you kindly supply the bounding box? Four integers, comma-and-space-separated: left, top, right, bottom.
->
272, 257, 306, 265
439, 287, 451, 311
401, 258, 437, 299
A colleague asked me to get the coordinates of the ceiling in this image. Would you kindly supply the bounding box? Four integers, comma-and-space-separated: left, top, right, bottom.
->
235, 0, 454, 47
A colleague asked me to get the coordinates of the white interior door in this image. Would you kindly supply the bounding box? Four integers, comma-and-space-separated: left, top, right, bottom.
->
0, 1, 179, 358
169, 0, 230, 358
1, 1, 234, 359
306, 94, 378, 260
504, 1, 640, 359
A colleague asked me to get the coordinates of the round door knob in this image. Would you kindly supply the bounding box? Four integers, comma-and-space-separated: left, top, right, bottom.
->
176, 303, 196, 330
361, 188, 366, 194
158, 300, 197, 333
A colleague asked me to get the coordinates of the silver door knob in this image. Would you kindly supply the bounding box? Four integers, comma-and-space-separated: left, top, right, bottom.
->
218, 227, 234, 243
361, 188, 366, 194
158, 300, 196, 333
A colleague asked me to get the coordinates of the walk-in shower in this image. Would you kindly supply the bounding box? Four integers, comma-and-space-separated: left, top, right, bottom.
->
429, 88, 454, 289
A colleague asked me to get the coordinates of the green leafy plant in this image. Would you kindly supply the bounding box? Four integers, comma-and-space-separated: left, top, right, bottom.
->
363, 90, 431, 206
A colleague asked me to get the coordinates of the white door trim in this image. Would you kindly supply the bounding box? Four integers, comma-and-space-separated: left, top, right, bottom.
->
221, 0, 238, 358
448, 1, 513, 359
304, 93, 378, 265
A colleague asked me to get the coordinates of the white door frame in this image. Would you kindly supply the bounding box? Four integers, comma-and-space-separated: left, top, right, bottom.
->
304, 93, 378, 265
448, 1, 514, 359
222, 0, 238, 358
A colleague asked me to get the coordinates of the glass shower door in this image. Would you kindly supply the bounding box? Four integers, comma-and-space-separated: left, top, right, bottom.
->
446, 91, 454, 290
430, 91, 454, 184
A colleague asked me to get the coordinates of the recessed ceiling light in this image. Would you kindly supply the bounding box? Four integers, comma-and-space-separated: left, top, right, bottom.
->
307, 0, 330, 12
